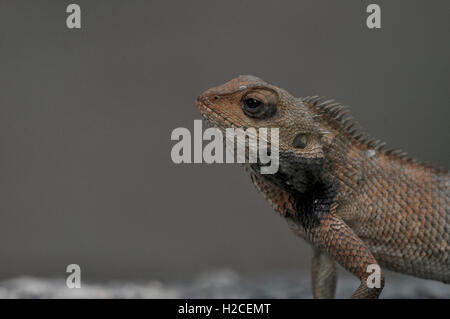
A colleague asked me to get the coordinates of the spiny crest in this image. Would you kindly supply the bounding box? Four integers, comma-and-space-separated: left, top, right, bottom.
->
301, 95, 419, 163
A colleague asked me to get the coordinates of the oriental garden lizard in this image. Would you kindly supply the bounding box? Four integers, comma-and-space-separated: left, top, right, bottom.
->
196, 75, 449, 299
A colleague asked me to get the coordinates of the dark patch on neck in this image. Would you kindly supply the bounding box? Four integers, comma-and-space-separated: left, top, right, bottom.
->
287, 180, 338, 230
249, 151, 338, 230
250, 151, 324, 193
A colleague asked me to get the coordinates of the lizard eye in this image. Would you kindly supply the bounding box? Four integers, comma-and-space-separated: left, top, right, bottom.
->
241, 90, 278, 119
243, 98, 263, 115
293, 133, 308, 149
244, 98, 262, 109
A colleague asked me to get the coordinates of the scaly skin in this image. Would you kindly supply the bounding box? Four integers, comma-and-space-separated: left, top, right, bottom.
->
196, 75, 449, 298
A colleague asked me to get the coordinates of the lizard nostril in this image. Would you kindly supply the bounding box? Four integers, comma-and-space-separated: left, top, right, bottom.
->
196, 94, 219, 103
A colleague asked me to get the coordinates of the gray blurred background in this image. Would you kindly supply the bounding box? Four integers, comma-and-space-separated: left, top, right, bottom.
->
0, 0, 449, 291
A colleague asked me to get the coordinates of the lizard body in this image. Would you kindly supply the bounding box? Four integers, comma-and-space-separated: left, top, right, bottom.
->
196, 75, 449, 298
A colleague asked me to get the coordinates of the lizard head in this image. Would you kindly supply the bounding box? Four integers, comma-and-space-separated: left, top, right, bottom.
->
196, 75, 327, 192
196, 75, 324, 156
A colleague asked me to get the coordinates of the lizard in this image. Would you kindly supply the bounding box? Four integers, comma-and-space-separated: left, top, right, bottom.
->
196, 75, 450, 299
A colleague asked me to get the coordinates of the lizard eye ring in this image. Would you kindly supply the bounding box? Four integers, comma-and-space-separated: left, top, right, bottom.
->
241, 90, 278, 119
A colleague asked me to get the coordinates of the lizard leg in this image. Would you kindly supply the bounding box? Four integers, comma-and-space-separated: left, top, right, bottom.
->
307, 210, 384, 299
311, 248, 337, 298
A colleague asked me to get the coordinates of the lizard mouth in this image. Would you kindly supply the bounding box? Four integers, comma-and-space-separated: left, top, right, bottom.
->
196, 98, 246, 131
196, 98, 277, 166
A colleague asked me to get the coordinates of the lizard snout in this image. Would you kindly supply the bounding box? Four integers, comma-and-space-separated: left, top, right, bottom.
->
197, 88, 220, 105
